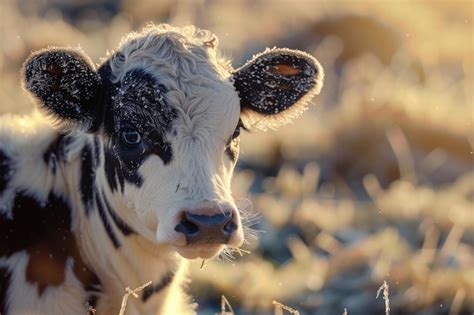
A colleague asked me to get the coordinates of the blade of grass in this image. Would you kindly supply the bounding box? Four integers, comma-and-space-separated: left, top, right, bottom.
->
119, 281, 152, 315
376, 281, 391, 315
272, 301, 300, 315
216, 295, 234, 315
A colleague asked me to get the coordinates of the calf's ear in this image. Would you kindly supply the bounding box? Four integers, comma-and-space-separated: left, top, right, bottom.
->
232, 48, 324, 130
22, 48, 102, 131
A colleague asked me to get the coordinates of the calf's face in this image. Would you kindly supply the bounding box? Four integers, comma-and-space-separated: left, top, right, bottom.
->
22, 25, 323, 259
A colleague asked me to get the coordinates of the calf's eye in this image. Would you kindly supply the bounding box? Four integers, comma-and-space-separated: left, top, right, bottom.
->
121, 129, 142, 145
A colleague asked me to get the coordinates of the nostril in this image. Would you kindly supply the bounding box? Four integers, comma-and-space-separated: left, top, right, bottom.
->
175, 214, 199, 237
223, 220, 237, 235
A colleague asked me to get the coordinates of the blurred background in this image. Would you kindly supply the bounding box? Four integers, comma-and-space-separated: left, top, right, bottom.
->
0, 0, 472, 314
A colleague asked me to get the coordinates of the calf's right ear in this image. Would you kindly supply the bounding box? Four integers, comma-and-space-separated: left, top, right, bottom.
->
22, 48, 102, 131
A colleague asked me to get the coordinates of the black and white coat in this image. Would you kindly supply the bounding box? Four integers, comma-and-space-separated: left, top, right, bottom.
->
0, 24, 323, 315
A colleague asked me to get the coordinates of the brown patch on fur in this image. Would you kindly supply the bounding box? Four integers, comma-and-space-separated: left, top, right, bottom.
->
26, 243, 67, 294
25, 232, 99, 296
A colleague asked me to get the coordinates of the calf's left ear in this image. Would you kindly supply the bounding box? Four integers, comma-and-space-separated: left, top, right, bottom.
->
232, 48, 324, 130
22, 48, 102, 131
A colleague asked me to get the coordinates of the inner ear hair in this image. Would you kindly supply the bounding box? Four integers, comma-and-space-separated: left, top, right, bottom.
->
233, 48, 324, 130
22, 47, 102, 131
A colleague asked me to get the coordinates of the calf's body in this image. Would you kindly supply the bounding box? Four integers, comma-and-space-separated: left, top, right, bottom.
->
0, 115, 191, 314
0, 24, 323, 314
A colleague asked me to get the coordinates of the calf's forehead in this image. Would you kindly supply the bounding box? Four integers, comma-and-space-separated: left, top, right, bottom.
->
107, 28, 241, 138
111, 69, 176, 135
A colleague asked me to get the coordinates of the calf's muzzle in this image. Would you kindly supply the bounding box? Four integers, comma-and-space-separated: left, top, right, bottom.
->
175, 209, 238, 245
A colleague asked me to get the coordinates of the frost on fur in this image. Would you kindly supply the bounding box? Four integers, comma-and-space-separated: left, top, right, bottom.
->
22, 48, 101, 131
232, 48, 324, 130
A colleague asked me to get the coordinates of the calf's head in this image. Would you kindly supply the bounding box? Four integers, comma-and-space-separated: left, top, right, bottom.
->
22, 25, 323, 259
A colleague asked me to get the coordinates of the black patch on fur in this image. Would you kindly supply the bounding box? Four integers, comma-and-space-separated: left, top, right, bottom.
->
142, 271, 175, 302
43, 134, 73, 174
0, 149, 12, 196
0, 266, 11, 315
233, 50, 319, 115
84, 274, 101, 314
146, 130, 174, 165
94, 192, 120, 248
92, 62, 116, 133
225, 145, 238, 162
83, 273, 102, 293
109, 69, 175, 138
0, 192, 71, 257
86, 294, 99, 315
100, 68, 176, 192
80, 143, 97, 215
103, 144, 127, 193
23, 49, 101, 126
224, 120, 243, 162
0, 191, 99, 295
101, 191, 135, 236
93, 137, 101, 166
81, 138, 106, 216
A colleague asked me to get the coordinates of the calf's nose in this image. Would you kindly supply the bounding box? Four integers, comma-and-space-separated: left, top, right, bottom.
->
175, 210, 237, 245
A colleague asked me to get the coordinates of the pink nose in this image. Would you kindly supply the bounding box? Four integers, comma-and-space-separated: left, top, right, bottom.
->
174, 208, 238, 245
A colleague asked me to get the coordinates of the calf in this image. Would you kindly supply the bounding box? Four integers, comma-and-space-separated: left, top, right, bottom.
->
0, 24, 323, 315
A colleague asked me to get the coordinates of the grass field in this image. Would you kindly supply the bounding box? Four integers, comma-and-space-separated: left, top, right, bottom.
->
0, 0, 472, 314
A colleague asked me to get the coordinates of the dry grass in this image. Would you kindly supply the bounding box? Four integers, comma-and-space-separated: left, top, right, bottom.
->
215, 296, 302, 315
214, 281, 392, 315
118, 282, 152, 315
86, 281, 153, 315
376, 281, 390, 315
272, 301, 300, 315
217, 295, 234, 315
